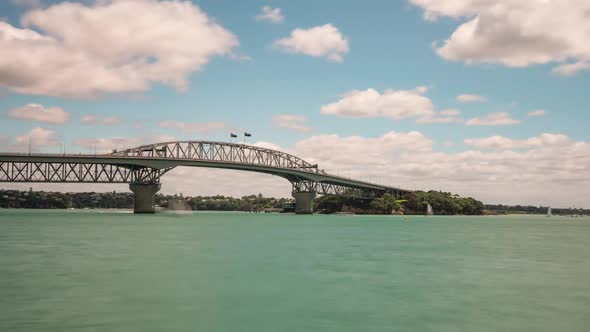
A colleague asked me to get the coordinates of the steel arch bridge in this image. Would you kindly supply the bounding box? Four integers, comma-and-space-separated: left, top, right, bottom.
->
0, 141, 411, 213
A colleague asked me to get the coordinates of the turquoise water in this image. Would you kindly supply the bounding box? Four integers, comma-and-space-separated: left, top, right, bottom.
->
1, 210, 589, 332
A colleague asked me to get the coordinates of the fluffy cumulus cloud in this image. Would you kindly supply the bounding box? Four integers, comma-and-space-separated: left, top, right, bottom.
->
321, 87, 433, 120
410, 0, 590, 75
73, 135, 176, 154
321, 86, 462, 124
0, 0, 238, 97
552, 61, 590, 76
290, 131, 589, 207
466, 112, 520, 126
15, 127, 58, 147
464, 133, 570, 150
0, 127, 60, 152
158, 121, 226, 133
274, 24, 349, 62
74, 137, 140, 154
81, 115, 123, 126
457, 94, 486, 103
417, 108, 463, 124
7, 103, 69, 124
528, 109, 546, 117
294, 131, 433, 167
273, 114, 311, 132
255, 6, 284, 23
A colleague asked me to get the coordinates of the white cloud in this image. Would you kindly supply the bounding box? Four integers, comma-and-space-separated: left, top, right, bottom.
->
288, 131, 590, 207
321, 87, 461, 124
81, 115, 123, 126
457, 94, 486, 103
255, 6, 284, 23
15, 127, 58, 146
410, 0, 590, 75
294, 131, 434, 167
321, 87, 435, 120
274, 24, 349, 62
0, 128, 61, 152
252, 141, 284, 151
417, 108, 463, 124
7, 103, 69, 124
0, 0, 238, 97
228, 53, 253, 62
466, 112, 520, 126
74, 137, 140, 154
552, 61, 590, 76
158, 121, 226, 133
464, 133, 570, 150
273, 114, 311, 132
74, 135, 177, 154
440, 109, 460, 116
527, 109, 545, 117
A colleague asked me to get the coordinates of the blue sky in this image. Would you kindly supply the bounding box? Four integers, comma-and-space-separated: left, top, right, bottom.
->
0, 0, 589, 207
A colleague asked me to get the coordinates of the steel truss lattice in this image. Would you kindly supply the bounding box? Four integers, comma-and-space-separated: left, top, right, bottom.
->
291, 180, 404, 199
111, 141, 321, 172
0, 162, 169, 184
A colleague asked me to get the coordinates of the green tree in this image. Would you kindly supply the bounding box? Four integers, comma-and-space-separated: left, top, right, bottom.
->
370, 193, 401, 214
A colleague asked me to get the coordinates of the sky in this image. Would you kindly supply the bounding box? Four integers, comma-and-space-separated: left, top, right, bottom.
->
0, 0, 589, 208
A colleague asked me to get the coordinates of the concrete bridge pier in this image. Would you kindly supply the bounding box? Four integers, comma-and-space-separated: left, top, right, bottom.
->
130, 183, 161, 214
292, 191, 316, 214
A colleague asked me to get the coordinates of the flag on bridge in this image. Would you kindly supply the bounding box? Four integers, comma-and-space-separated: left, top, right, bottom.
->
230, 133, 237, 138
244, 132, 251, 137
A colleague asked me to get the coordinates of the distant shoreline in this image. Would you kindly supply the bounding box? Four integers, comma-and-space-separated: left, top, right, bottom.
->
1, 189, 588, 215
1, 207, 588, 218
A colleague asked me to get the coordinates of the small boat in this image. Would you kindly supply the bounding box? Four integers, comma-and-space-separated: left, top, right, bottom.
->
546, 207, 552, 217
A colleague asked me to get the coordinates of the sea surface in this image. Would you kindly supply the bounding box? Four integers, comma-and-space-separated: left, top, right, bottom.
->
1, 210, 589, 332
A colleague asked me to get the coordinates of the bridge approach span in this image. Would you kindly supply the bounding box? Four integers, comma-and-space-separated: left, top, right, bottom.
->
0, 141, 411, 213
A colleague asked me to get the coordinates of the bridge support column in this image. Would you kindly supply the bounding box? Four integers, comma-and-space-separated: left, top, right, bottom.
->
130, 183, 161, 214
292, 191, 316, 214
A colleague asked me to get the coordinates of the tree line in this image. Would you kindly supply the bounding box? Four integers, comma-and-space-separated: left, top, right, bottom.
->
315, 190, 485, 215
485, 204, 589, 216
0, 189, 289, 212
5, 188, 583, 216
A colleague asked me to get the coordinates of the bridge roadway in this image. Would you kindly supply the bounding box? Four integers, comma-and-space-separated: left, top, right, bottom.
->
0, 141, 411, 214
